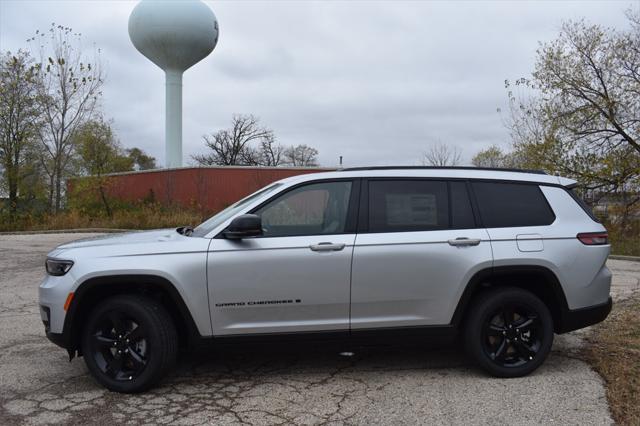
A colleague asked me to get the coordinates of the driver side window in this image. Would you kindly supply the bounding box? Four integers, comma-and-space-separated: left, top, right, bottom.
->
254, 181, 353, 238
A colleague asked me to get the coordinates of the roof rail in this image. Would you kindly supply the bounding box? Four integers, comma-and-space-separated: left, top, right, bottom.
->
339, 166, 548, 175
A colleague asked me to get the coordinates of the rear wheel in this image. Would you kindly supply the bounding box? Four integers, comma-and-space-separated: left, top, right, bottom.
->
81, 295, 178, 393
464, 287, 554, 377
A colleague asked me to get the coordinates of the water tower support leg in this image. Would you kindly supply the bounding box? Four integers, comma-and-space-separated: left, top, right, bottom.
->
165, 70, 183, 168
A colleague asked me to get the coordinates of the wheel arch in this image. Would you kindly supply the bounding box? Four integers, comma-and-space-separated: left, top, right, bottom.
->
63, 274, 202, 356
451, 265, 571, 334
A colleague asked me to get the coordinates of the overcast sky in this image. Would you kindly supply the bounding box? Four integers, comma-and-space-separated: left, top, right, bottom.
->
0, 0, 633, 168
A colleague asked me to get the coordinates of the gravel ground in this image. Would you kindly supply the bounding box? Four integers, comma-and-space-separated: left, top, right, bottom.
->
0, 233, 637, 425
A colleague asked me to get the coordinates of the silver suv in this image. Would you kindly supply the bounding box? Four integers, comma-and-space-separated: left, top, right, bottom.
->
39, 167, 612, 392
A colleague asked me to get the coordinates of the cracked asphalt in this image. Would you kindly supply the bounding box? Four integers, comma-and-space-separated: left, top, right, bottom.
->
1, 233, 638, 425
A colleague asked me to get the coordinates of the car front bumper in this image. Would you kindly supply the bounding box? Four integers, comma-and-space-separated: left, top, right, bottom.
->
39, 272, 76, 335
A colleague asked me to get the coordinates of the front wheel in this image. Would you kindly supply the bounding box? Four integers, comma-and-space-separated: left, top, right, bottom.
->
464, 287, 554, 377
81, 295, 178, 393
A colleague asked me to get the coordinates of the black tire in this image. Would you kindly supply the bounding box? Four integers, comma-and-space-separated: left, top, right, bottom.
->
464, 287, 554, 378
81, 295, 178, 393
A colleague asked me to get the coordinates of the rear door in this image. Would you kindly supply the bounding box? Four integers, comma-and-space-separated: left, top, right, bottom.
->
350, 179, 493, 329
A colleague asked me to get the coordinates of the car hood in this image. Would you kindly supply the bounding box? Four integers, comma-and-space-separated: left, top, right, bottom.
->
55, 229, 179, 250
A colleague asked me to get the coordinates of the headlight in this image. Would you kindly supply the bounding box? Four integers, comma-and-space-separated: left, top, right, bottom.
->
45, 259, 74, 276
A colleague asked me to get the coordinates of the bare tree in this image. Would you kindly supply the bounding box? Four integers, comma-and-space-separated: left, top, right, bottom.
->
500, 80, 549, 152
259, 136, 285, 166
422, 142, 462, 166
283, 144, 319, 167
0, 50, 42, 213
193, 115, 322, 168
192, 114, 273, 166
30, 24, 104, 212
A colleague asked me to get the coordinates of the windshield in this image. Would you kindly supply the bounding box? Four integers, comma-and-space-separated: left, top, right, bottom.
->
191, 183, 283, 237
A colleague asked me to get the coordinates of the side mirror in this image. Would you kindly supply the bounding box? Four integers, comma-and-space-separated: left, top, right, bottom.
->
223, 214, 263, 239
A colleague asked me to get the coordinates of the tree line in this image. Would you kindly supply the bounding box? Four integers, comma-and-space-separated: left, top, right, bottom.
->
2, 9, 638, 228
191, 114, 319, 167
0, 24, 156, 216
0, 24, 320, 219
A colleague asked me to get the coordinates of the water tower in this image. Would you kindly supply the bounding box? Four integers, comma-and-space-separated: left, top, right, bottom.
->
128, 0, 219, 168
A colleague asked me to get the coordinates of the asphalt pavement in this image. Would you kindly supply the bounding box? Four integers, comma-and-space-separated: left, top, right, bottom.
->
2, 233, 637, 425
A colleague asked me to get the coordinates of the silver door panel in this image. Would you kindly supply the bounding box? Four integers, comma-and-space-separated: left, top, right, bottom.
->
208, 234, 355, 335
350, 229, 493, 328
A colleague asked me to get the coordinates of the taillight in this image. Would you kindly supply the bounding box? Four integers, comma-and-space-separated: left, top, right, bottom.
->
577, 232, 609, 245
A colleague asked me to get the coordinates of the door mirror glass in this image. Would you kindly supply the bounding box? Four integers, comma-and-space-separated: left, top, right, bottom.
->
224, 214, 263, 239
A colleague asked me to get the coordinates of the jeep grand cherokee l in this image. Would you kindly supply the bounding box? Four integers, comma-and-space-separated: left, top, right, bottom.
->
39, 167, 612, 392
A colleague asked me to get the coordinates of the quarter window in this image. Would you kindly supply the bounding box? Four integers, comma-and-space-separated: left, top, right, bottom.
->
254, 181, 352, 237
472, 182, 555, 227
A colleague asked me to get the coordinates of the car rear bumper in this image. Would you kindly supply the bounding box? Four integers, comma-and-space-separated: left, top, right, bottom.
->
557, 296, 612, 334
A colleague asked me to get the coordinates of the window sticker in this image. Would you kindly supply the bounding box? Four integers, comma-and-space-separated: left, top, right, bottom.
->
385, 193, 437, 226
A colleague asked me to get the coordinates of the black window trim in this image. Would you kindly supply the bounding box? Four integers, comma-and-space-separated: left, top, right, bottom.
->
446, 181, 453, 228
450, 180, 478, 230
465, 180, 484, 227
216, 177, 362, 239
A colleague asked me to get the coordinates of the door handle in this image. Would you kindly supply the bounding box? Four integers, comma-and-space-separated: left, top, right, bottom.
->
448, 237, 481, 247
309, 242, 346, 252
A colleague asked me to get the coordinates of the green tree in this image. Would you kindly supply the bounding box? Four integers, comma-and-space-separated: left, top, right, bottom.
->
74, 119, 133, 216
533, 17, 640, 155
472, 145, 509, 168
126, 147, 156, 170
502, 10, 640, 225
0, 50, 42, 214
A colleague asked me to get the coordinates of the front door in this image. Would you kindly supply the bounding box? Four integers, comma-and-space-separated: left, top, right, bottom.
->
208, 179, 358, 336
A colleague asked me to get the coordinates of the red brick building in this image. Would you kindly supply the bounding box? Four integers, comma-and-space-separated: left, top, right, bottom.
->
93, 166, 333, 213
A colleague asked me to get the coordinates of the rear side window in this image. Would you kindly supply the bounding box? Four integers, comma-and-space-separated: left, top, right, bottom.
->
472, 182, 555, 228
368, 180, 449, 233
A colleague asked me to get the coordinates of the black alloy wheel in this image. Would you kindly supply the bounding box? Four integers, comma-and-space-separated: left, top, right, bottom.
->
465, 287, 554, 377
89, 311, 149, 381
482, 304, 542, 368
81, 295, 178, 393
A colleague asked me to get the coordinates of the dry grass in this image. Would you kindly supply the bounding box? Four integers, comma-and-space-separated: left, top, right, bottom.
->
609, 232, 640, 257
583, 294, 640, 425
0, 206, 206, 232
1, 206, 639, 256
606, 219, 640, 257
